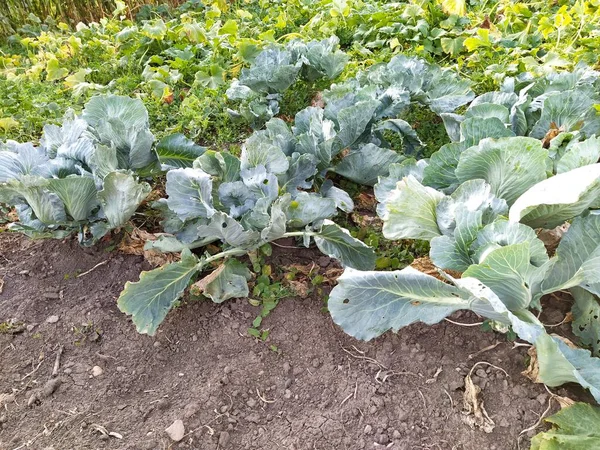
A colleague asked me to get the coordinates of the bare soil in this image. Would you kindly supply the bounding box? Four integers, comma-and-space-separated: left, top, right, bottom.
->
0, 233, 581, 450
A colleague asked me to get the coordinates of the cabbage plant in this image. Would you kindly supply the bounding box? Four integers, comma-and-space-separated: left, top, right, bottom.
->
226, 37, 349, 129
328, 160, 600, 402
0, 95, 159, 244
117, 126, 377, 335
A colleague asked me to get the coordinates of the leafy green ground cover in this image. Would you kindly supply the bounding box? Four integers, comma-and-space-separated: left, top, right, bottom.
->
2, 0, 600, 445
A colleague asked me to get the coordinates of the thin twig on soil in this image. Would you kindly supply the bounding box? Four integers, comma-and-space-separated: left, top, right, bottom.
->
417, 389, 427, 409
444, 318, 484, 327
443, 389, 454, 408
77, 260, 109, 278
256, 388, 275, 404
519, 396, 554, 435
52, 345, 64, 377
468, 342, 501, 360
340, 381, 358, 407
468, 361, 509, 378
21, 359, 44, 381
340, 344, 387, 369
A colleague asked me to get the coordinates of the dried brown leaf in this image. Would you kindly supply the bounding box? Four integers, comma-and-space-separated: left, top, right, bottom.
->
461, 374, 495, 433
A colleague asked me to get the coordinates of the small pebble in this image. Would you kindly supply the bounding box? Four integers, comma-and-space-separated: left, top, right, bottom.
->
165, 420, 185, 442
91, 366, 103, 377
364, 424, 373, 435
284, 389, 292, 399
46, 315, 59, 324
218, 431, 230, 447
247, 398, 257, 408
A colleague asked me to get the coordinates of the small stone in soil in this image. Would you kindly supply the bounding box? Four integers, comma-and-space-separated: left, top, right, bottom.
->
183, 402, 200, 419
46, 315, 59, 324
364, 424, 373, 435
42, 378, 62, 397
218, 431, 230, 447
247, 398, 257, 408
165, 420, 185, 442
91, 366, 103, 377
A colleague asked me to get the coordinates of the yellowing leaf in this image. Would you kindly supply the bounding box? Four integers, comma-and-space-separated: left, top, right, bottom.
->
45, 57, 68, 81
440, 0, 466, 16
0, 117, 19, 132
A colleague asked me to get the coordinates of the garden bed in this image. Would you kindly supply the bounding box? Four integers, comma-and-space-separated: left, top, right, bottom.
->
1, 233, 586, 450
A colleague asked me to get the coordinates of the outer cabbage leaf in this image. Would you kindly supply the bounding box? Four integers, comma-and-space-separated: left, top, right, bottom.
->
117, 249, 201, 335
283, 192, 337, 228
539, 214, 600, 296
570, 287, 600, 357
193, 259, 252, 303
535, 333, 600, 403
328, 267, 473, 341
455, 137, 549, 205
509, 163, 600, 229
379, 175, 444, 240
156, 133, 206, 170
98, 171, 151, 228
165, 168, 215, 221
47, 176, 99, 222
314, 220, 376, 271
333, 143, 402, 186
531, 403, 600, 450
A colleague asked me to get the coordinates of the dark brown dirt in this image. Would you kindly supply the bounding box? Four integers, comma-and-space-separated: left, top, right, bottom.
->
0, 233, 575, 450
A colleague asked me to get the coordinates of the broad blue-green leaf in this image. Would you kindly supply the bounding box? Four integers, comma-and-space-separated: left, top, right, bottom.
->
440, 113, 464, 142
430, 180, 507, 271
462, 243, 535, 310
314, 220, 375, 270
47, 176, 99, 221
279, 153, 317, 196
570, 287, 600, 357
380, 175, 444, 240
241, 133, 289, 174
453, 277, 544, 343
535, 332, 600, 402
193, 259, 251, 303
465, 103, 510, 122
336, 100, 379, 147
328, 267, 472, 341
218, 181, 256, 218
165, 168, 215, 221
471, 219, 549, 267
156, 133, 206, 170
460, 117, 514, 147
284, 192, 337, 228
98, 171, 151, 228
41, 115, 88, 157
531, 403, 600, 450
374, 119, 424, 157
540, 214, 600, 296
333, 143, 402, 186
8, 176, 67, 225
556, 136, 600, 174
144, 235, 216, 253
117, 250, 200, 335
300, 37, 349, 80
260, 198, 287, 242
422, 142, 465, 190
194, 150, 240, 183
321, 180, 354, 213
509, 163, 600, 229
83, 94, 148, 131
530, 91, 599, 139
197, 211, 260, 248
91, 144, 119, 179
238, 47, 301, 94
0, 143, 49, 182
456, 137, 549, 205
